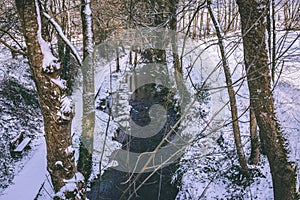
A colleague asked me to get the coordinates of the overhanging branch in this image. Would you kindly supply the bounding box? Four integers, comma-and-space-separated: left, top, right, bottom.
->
43, 12, 82, 65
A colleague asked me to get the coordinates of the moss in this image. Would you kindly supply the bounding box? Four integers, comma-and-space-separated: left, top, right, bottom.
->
77, 141, 92, 182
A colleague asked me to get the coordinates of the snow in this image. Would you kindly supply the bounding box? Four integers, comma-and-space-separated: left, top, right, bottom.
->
50, 77, 67, 90
0, 139, 47, 200
35, 0, 60, 73
65, 145, 75, 155
55, 161, 63, 167
0, 18, 299, 199
60, 95, 73, 114
54, 172, 85, 199
43, 12, 82, 65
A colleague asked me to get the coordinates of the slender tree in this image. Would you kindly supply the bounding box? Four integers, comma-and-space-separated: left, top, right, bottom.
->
207, 0, 248, 173
78, 0, 95, 182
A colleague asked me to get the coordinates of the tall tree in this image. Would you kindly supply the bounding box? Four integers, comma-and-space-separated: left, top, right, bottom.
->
237, 0, 297, 199
78, 0, 95, 182
15, 0, 85, 199
207, 0, 248, 173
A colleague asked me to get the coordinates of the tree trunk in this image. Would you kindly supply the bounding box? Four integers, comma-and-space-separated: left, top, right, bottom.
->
78, 0, 95, 182
134, 48, 138, 68
205, 10, 210, 38
207, 0, 249, 173
15, 0, 84, 198
116, 46, 120, 72
237, 0, 297, 199
227, 0, 232, 32
271, 0, 276, 82
199, 9, 204, 37
223, 0, 227, 32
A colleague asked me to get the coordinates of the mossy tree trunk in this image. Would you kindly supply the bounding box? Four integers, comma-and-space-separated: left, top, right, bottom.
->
237, 0, 297, 199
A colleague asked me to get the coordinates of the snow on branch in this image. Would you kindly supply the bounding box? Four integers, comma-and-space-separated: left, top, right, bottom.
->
43, 12, 82, 65
35, 0, 60, 73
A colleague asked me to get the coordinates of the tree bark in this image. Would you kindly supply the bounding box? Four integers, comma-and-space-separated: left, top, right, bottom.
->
15, 0, 84, 198
249, 103, 259, 165
237, 0, 297, 199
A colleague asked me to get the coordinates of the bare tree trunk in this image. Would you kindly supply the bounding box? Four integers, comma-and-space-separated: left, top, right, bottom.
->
168, 0, 185, 103
249, 103, 259, 165
237, 0, 297, 199
199, 9, 204, 37
192, 10, 199, 39
207, 0, 249, 173
284, 0, 289, 29
227, 0, 232, 32
15, 0, 84, 198
182, 0, 186, 30
134, 48, 138, 68
168, 0, 181, 73
129, 50, 133, 65
223, 0, 227, 32
271, 0, 276, 82
217, 0, 221, 23
234, 3, 239, 31
78, 0, 94, 182
116, 46, 120, 72
205, 10, 210, 38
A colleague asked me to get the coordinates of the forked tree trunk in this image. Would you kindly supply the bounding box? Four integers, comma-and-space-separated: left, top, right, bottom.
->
15, 0, 84, 198
237, 0, 297, 199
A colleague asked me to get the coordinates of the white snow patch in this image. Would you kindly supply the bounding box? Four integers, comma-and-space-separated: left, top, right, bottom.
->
51, 77, 67, 90
65, 145, 75, 154
54, 172, 85, 199
0, 139, 47, 200
35, 0, 60, 73
60, 95, 73, 114
55, 161, 63, 167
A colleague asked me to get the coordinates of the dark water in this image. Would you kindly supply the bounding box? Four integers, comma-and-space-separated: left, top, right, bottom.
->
88, 82, 181, 200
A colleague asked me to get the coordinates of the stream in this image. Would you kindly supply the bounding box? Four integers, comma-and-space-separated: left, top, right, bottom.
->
88, 63, 182, 200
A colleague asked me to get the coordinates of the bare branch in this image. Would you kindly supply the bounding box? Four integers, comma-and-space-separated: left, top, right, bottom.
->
43, 12, 82, 65
0, 39, 27, 57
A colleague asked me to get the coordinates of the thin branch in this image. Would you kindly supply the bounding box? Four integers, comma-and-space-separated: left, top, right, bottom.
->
0, 39, 27, 56
0, 27, 24, 50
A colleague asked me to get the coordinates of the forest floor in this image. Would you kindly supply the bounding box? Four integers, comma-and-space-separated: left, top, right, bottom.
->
0, 30, 299, 199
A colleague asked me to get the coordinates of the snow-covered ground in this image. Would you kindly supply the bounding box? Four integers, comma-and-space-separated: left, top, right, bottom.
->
0, 139, 47, 200
0, 44, 45, 198
176, 31, 300, 199
0, 30, 299, 199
